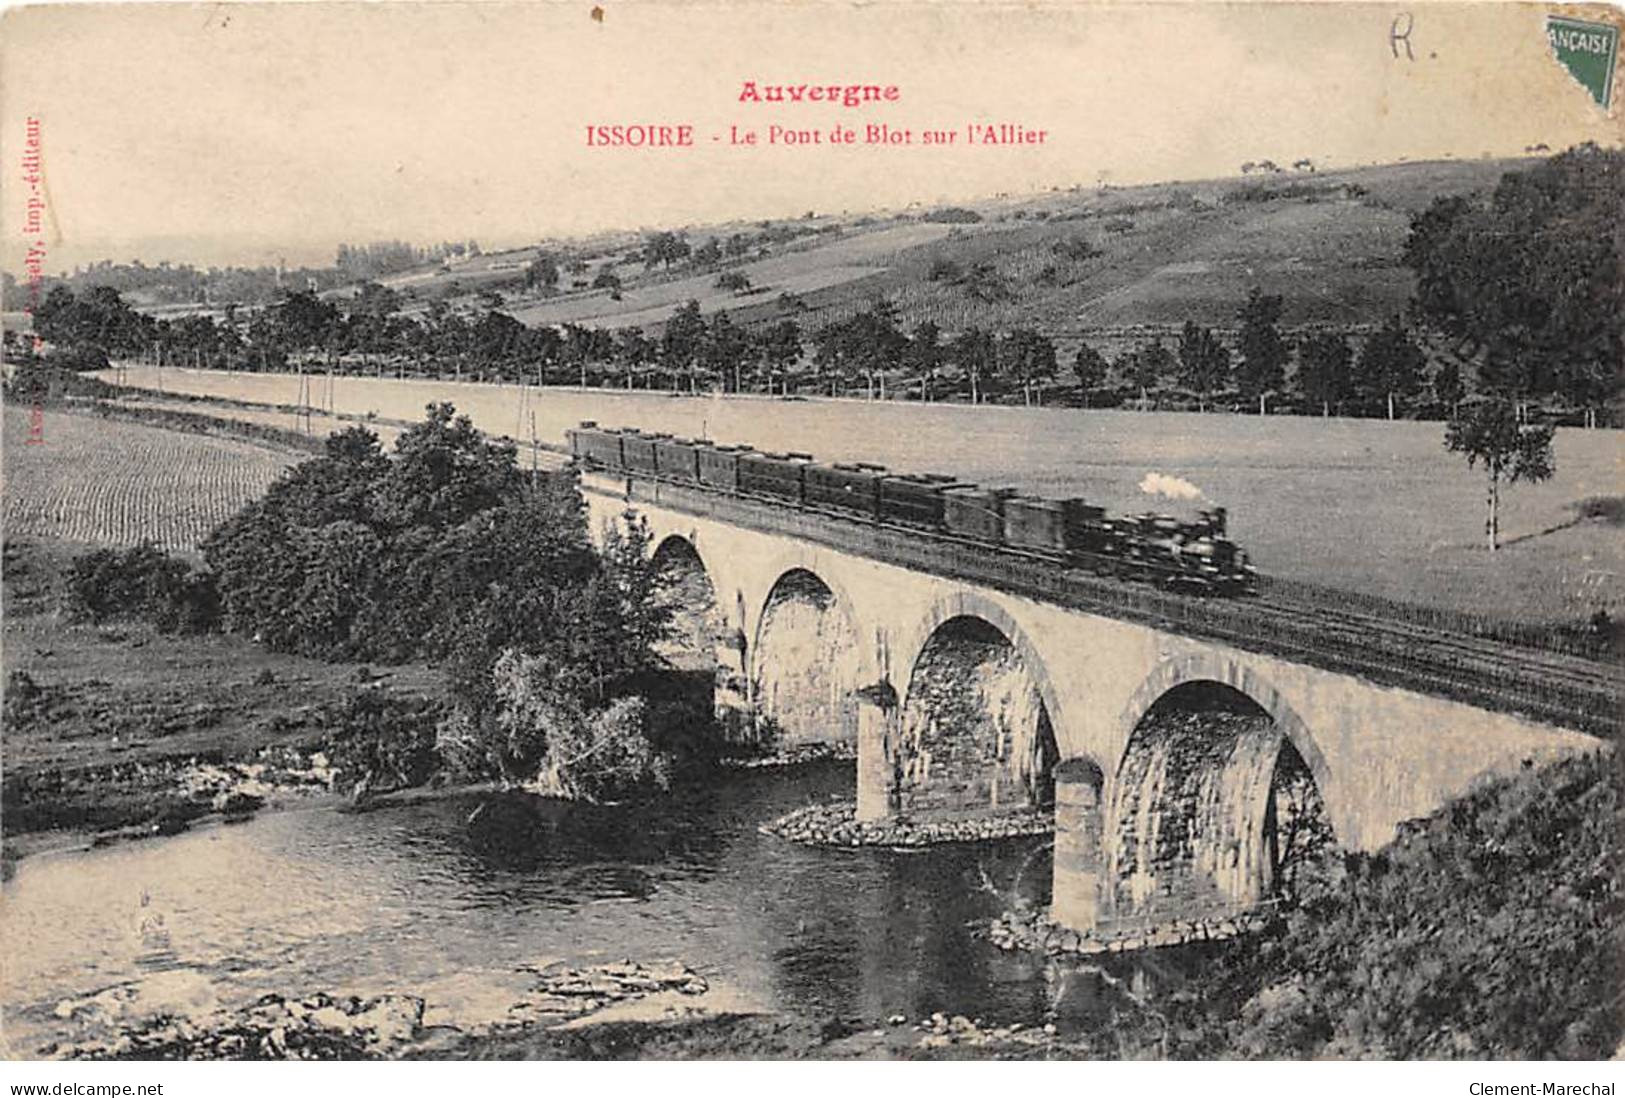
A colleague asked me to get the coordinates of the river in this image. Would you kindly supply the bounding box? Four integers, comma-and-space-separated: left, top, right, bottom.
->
1, 762, 1217, 1057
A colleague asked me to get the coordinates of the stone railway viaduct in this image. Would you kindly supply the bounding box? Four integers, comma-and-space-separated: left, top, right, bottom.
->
579, 470, 1605, 937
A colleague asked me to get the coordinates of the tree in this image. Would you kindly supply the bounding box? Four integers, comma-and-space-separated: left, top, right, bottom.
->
1297, 332, 1352, 417
374, 402, 523, 532
276, 289, 342, 353
1177, 321, 1230, 411
810, 321, 851, 398
1357, 316, 1424, 420
999, 327, 1058, 406
643, 231, 691, 271
1404, 145, 1624, 423
614, 327, 654, 389
1122, 337, 1175, 406
951, 327, 997, 405
703, 310, 751, 393
661, 300, 706, 391
760, 319, 802, 395
599, 509, 675, 670
1072, 341, 1109, 407
525, 254, 559, 292
1235, 287, 1289, 413
909, 321, 945, 402
1444, 397, 1555, 552
1433, 360, 1466, 417
692, 238, 723, 269
846, 299, 907, 400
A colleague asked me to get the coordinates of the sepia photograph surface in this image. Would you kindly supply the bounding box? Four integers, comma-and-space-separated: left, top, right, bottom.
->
0, 0, 1621, 1066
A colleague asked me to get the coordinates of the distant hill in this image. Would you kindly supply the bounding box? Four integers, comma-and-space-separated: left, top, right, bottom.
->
96, 156, 1531, 348
380, 157, 1529, 354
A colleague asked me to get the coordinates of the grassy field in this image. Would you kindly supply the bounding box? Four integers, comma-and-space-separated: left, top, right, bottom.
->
95, 369, 1625, 625
507, 222, 950, 330
2, 407, 298, 552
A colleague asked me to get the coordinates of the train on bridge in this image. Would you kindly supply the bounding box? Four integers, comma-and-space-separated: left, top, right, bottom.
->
567, 422, 1258, 596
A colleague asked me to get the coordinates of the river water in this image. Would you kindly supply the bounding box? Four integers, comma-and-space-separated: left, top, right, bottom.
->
1, 762, 1211, 1057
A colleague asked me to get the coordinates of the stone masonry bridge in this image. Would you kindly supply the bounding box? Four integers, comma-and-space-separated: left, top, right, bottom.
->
579, 469, 1606, 937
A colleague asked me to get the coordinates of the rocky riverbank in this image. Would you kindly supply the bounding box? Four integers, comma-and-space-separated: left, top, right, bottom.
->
724, 741, 858, 770
980, 904, 1278, 957
761, 800, 1052, 847
46, 960, 714, 1061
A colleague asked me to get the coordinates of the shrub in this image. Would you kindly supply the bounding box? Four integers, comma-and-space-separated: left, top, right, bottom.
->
1230, 751, 1622, 1059
490, 649, 669, 800
922, 206, 983, 224
3, 355, 117, 405
1051, 235, 1102, 262
1574, 495, 1625, 525
324, 691, 445, 796
64, 544, 220, 633
3, 670, 53, 730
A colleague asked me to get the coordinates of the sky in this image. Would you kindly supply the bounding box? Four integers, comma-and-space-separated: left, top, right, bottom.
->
1, 0, 1620, 273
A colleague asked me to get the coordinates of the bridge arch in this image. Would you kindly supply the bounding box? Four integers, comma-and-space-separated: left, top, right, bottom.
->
1103, 653, 1340, 925
750, 565, 867, 748
742, 548, 875, 672
901, 593, 1069, 746
896, 592, 1068, 816
1116, 653, 1336, 818
647, 531, 751, 739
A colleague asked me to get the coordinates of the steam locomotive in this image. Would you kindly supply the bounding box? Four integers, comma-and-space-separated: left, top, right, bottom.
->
566, 422, 1257, 595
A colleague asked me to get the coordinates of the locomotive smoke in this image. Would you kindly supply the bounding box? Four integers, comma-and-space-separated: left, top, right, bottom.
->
1139, 472, 1205, 501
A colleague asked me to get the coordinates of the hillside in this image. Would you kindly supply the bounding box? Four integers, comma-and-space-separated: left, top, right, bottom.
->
354, 157, 1528, 348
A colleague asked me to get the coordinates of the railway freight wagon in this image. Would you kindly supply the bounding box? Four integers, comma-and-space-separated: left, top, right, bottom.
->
881, 473, 973, 530
739, 451, 809, 504
621, 431, 661, 475
942, 486, 1015, 543
1002, 496, 1115, 561
653, 437, 701, 482
569, 422, 625, 469
698, 444, 750, 492
805, 462, 885, 520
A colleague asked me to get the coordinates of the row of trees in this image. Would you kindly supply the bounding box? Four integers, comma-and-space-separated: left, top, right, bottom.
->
1082, 301, 1444, 419
27, 278, 1472, 418
335, 239, 481, 280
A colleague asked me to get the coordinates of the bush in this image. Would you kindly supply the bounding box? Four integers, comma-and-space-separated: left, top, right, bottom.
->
64, 544, 220, 633
1051, 235, 1102, 262
490, 649, 670, 800
3, 354, 117, 405
1229, 751, 1622, 1059
922, 206, 983, 224
3, 670, 53, 730
1574, 495, 1625, 525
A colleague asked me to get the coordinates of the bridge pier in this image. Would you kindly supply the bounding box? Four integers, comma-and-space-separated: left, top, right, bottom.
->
1050, 759, 1105, 933
854, 681, 901, 821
